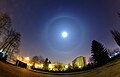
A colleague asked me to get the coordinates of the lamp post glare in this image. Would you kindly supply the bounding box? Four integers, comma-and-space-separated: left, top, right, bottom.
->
65, 65, 68, 68
25, 57, 30, 61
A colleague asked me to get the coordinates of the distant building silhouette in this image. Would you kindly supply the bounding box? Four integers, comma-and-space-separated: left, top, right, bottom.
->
72, 56, 86, 69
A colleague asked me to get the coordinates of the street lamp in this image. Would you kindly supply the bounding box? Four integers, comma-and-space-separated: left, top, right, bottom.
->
65, 65, 68, 68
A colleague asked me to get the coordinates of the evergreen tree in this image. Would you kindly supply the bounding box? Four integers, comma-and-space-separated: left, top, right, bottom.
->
91, 40, 109, 66
43, 58, 49, 70
48, 60, 51, 64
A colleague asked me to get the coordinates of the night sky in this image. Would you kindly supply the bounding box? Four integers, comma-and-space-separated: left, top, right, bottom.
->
0, 0, 120, 63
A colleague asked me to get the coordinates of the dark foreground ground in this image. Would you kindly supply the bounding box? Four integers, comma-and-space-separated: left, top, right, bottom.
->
0, 57, 120, 77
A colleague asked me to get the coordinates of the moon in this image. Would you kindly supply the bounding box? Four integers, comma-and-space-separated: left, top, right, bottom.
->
61, 31, 68, 38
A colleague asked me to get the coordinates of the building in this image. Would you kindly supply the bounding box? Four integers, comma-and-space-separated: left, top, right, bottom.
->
72, 56, 86, 69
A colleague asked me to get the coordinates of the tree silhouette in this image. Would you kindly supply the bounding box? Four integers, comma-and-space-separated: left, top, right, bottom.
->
31, 56, 39, 69
38, 56, 44, 64
54, 62, 63, 71
2, 30, 21, 56
111, 30, 120, 47
43, 58, 49, 70
0, 12, 21, 61
91, 40, 109, 66
0, 13, 11, 49
0, 12, 11, 35
48, 60, 51, 64
0, 29, 15, 50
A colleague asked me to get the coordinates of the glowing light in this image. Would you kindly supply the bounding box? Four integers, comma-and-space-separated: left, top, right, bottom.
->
79, 65, 82, 68
27, 63, 32, 66
34, 64, 44, 69
25, 57, 30, 61
40, 64, 43, 68
35, 64, 38, 68
61, 31, 68, 38
65, 65, 68, 68
109, 56, 112, 58
38, 64, 40, 68
0, 49, 3, 52
48, 64, 55, 71
48, 64, 53, 68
